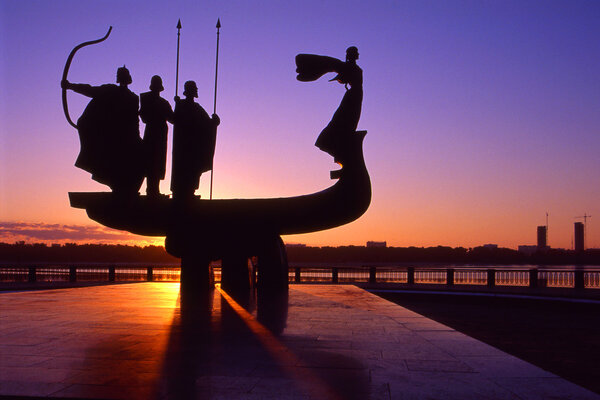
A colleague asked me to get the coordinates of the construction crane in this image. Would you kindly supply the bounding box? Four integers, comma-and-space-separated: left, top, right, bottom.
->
545, 211, 549, 247
575, 213, 592, 226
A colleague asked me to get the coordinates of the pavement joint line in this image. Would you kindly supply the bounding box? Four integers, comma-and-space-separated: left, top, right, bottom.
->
368, 288, 600, 304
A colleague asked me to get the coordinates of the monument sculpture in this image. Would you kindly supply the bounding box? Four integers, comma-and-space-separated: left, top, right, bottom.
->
170, 80, 220, 201
140, 75, 174, 198
62, 25, 371, 292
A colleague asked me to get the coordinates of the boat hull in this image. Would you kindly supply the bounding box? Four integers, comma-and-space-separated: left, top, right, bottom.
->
70, 131, 370, 259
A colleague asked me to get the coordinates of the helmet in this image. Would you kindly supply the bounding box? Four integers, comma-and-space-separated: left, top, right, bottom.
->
346, 46, 359, 62
150, 75, 164, 91
183, 80, 198, 98
116, 66, 132, 85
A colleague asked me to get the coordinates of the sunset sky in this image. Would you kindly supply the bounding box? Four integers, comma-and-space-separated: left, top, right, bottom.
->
1, 1, 599, 249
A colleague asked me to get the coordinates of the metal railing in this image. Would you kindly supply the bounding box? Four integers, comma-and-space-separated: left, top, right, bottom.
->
2, 264, 600, 291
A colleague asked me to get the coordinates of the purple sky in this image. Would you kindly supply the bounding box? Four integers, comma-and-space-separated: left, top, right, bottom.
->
1, 0, 599, 249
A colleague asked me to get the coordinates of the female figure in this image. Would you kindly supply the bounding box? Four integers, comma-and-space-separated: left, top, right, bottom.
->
295, 47, 363, 164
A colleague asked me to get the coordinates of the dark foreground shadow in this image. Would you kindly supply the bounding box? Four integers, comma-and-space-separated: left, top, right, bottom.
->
380, 292, 600, 395
156, 285, 370, 399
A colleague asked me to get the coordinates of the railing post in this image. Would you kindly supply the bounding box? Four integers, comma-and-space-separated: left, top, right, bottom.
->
69, 266, 77, 282
447, 268, 454, 286
295, 267, 301, 283
369, 266, 377, 283
487, 269, 495, 288
332, 267, 338, 283
251, 261, 257, 286
407, 267, 415, 285
28, 267, 36, 283
529, 269, 538, 288
575, 270, 585, 289
109, 266, 116, 282
147, 267, 153, 282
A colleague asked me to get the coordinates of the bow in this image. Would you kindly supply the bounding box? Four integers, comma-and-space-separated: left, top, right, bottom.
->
62, 26, 112, 129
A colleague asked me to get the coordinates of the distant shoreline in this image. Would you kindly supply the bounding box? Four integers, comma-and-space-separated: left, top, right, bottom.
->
2, 242, 600, 266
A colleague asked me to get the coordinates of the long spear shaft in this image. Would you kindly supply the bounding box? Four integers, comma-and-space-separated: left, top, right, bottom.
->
210, 18, 221, 200
175, 19, 182, 97
213, 18, 221, 114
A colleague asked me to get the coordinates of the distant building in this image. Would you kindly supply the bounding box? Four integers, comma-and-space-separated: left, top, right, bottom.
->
518, 245, 538, 255
537, 226, 547, 248
574, 222, 585, 252
366, 241, 387, 248
482, 244, 498, 249
285, 243, 307, 248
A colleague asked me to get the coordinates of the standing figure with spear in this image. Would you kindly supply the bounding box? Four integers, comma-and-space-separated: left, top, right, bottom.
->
170, 19, 221, 201
210, 18, 221, 200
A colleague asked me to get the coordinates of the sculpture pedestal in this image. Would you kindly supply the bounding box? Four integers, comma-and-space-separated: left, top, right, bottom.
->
256, 236, 289, 291
175, 235, 288, 294
180, 255, 213, 292
221, 254, 253, 293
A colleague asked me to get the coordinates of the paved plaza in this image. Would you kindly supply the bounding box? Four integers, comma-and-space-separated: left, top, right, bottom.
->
0, 283, 598, 399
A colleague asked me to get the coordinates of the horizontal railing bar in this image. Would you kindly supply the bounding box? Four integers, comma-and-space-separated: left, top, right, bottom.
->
1, 266, 600, 291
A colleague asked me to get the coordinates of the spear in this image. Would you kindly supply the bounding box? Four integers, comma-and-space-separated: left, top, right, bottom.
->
213, 18, 221, 114
210, 18, 221, 200
175, 19, 182, 97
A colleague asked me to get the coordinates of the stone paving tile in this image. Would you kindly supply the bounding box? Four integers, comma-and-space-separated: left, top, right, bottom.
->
248, 376, 311, 396
295, 348, 381, 368
350, 339, 403, 351
428, 338, 508, 357
405, 359, 475, 373
416, 329, 472, 341
456, 355, 556, 378
386, 332, 433, 344
492, 377, 600, 400
290, 338, 353, 350
368, 359, 409, 375
0, 354, 51, 368
0, 335, 54, 346
51, 383, 156, 400
387, 372, 522, 400
1, 283, 598, 399
0, 343, 51, 356
382, 343, 456, 361
402, 320, 456, 331
0, 380, 72, 397
0, 366, 78, 383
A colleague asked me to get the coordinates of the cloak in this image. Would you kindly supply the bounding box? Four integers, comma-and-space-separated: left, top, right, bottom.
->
295, 54, 363, 162
140, 92, 174, 179
75, 84, 143, 192
170, 99, 216, 195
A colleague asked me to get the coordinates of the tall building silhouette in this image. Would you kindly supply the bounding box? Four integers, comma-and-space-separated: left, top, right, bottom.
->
537, 226, 547, 248
574, 222, 584, 252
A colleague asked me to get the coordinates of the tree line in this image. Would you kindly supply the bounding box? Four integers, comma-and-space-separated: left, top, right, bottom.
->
1, 242, 599, 265
286, 245, 600, 265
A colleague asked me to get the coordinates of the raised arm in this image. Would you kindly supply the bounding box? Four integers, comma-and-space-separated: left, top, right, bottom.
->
61, 80, 101, 98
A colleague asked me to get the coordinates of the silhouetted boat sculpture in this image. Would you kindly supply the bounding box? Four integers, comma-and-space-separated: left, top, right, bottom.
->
65, 35, 370, 291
